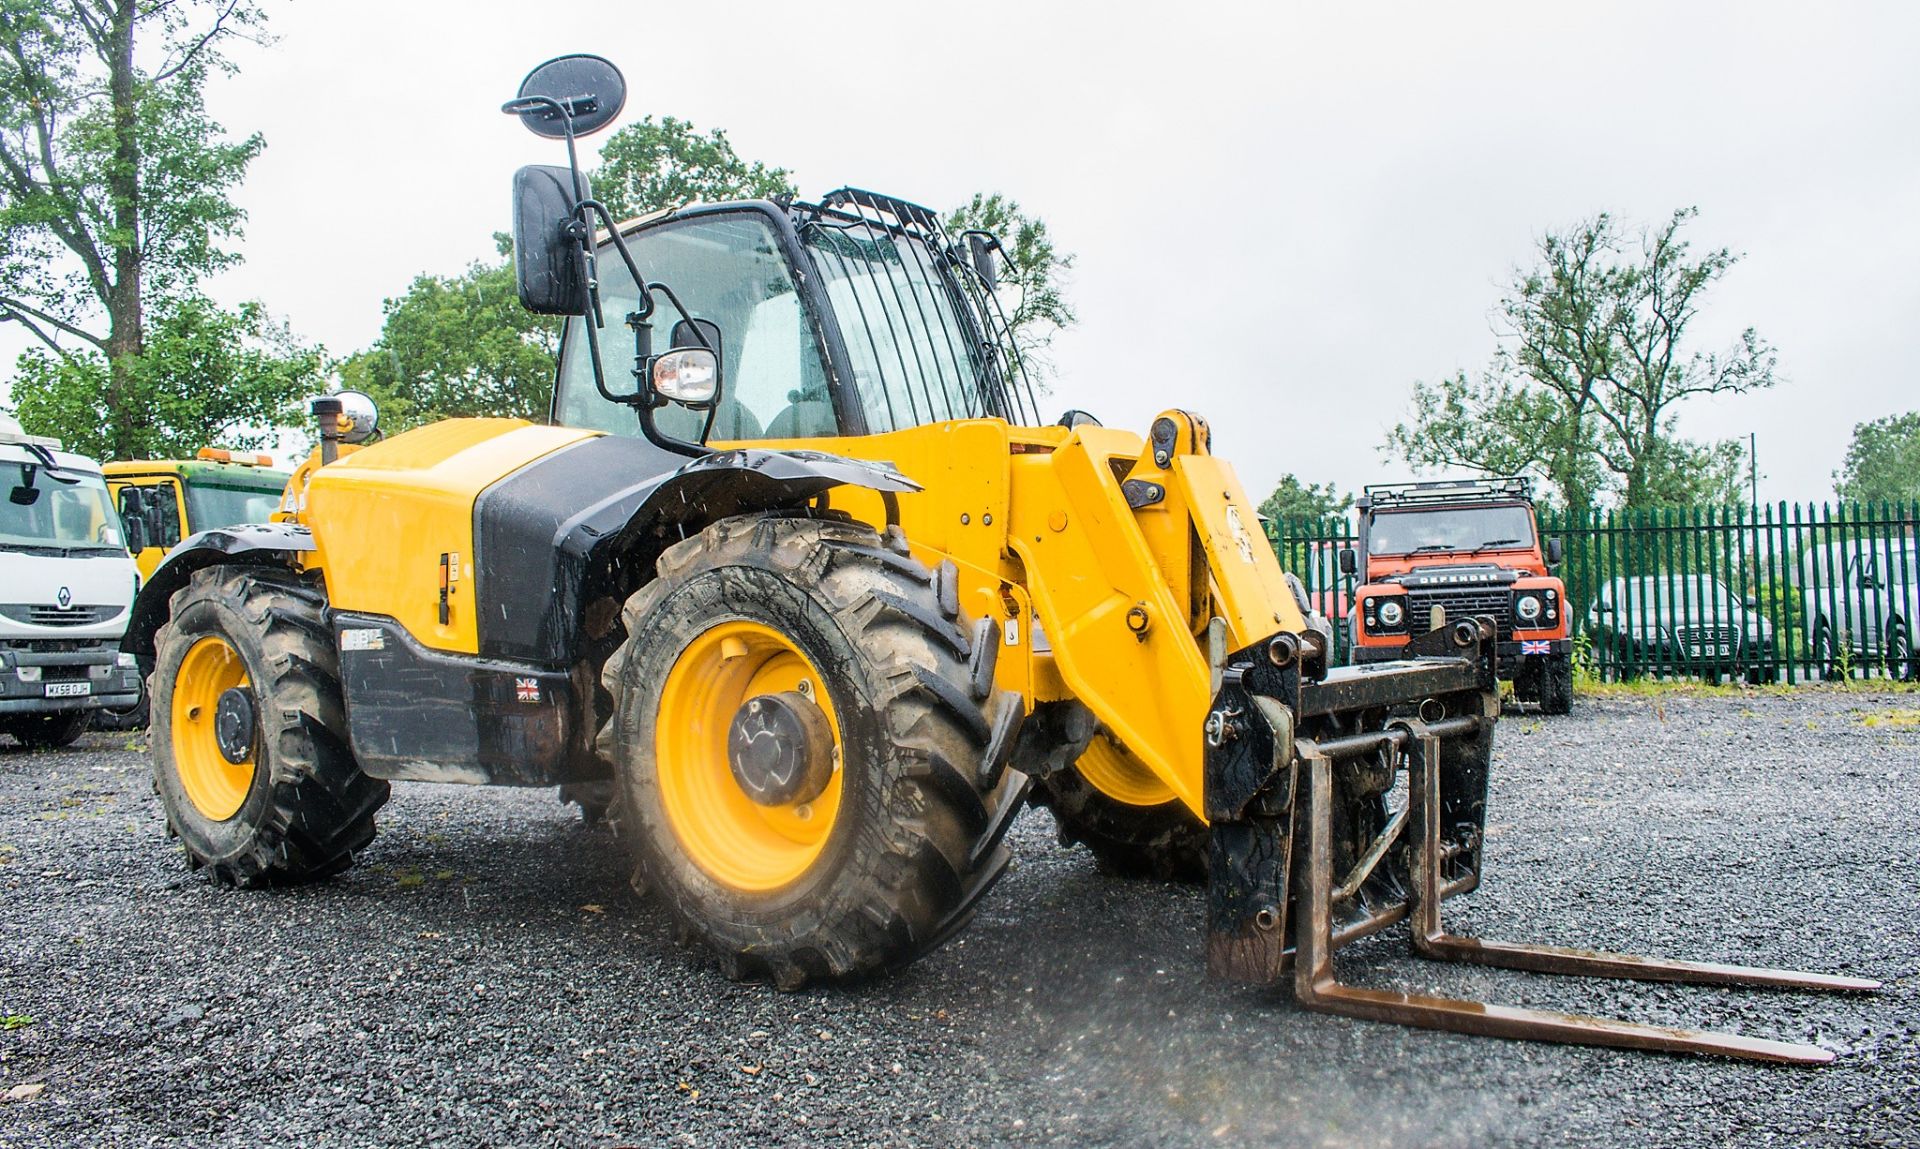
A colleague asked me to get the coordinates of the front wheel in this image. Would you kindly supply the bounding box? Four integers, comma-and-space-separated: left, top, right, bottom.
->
1886, 623, 1914, 682
600, 516, 1026, 988
2, 711, 89, 750
1539, 653, 1575, 715
1812, 622, 1844, 681
150, 566, 389, 886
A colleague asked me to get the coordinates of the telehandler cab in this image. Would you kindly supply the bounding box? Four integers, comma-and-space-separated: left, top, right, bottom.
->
122, 54, 1874, 1064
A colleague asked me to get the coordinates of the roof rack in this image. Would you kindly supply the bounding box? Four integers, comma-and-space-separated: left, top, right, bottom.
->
1361, 477, 1532, 508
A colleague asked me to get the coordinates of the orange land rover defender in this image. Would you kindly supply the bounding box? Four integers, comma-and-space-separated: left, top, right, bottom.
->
1342, 479, 1573, 713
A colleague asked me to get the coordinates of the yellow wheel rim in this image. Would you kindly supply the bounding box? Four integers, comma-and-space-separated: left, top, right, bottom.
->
1076, 729, 1178, 807
656, 621, 843, 892
171, 635, 256, 821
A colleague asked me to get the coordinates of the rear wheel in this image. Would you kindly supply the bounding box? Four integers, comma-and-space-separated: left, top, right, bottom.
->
2, 711, 89, 750
600, 516, 1025, 987
150, 566, 389, 886
1032, 732, 1207, 883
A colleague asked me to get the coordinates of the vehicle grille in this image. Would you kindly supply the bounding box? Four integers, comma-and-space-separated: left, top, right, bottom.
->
0, 604, 126, 627
1674, 625, 1739, 647
1406, 588, 1513, 637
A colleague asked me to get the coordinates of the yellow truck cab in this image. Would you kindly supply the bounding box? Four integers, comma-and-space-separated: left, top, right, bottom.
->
104, 450, 291, 581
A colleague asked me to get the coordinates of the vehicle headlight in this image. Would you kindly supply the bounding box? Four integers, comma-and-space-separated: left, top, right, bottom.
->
1377, 599, 1405, 627
1515, 593, 1543, 623
117, 651, 138, 668
16, 664, 41, 682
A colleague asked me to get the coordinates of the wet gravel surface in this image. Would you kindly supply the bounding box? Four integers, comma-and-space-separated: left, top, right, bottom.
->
3, 688, 1917, 1148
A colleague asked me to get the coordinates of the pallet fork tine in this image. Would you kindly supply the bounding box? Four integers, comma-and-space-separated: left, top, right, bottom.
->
1289, 733, 1879, 1065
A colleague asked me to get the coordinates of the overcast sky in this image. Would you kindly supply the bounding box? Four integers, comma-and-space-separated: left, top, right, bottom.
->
6, 1, 1917, 504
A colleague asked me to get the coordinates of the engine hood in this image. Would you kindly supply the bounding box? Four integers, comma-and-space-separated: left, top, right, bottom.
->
1384, 564, 1520, 589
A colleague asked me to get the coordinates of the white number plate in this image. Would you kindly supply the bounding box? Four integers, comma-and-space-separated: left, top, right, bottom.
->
1688, 644, 1732, 658
44, 681, 91, 698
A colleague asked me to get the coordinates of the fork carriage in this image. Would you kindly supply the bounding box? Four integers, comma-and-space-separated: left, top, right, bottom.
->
1202, 617, 1877, 1065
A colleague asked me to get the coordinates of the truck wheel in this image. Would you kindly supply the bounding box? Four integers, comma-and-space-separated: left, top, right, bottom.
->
150, 566, 389, 886
1032, 732, 1207, 883
599, 516, 1025, 987
1813, 622, 1843, 681
1540, 653, 1575, 715
1509, 659, 1541, 703
1886, 623, 1914, 682
3, 711, 89, 750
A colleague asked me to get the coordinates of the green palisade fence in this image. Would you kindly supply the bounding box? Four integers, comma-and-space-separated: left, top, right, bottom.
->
1266, 501, 1920, 683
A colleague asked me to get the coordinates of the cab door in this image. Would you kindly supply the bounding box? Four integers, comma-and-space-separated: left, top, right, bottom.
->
111, 478, 186, 581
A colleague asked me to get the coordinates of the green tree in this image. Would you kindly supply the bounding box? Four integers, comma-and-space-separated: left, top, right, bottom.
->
337, 235, 561, 434
0, 0, 268, 458
1388, 208, 1775, 510
8, 295, 324, 459
1835, 411, 1920, 502
943, 192, 1075, 371
592, 115, 795, 223
1258, 473, 1352, 522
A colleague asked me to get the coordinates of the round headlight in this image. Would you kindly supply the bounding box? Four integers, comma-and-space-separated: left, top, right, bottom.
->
1515, 594, 1543, 622
1377, 599, 1405, 627
653, 348, 718, 407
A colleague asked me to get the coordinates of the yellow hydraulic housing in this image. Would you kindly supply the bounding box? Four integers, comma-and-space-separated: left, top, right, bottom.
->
738, 408, 1308, 820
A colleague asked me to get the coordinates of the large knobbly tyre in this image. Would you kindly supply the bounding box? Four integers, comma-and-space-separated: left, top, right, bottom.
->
1540, 653, 1575, 716
150, 566, 389, 886
1032, 733, 1209, 884
599, 515, 1026, 988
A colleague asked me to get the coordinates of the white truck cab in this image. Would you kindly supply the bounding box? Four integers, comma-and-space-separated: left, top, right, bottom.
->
1, 419, 143, 748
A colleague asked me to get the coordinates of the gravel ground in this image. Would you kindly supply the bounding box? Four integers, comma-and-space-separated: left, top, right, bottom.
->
3, 687, 1917, 1148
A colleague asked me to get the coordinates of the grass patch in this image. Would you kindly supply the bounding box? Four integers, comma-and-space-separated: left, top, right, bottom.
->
1861, 708, 1920, 729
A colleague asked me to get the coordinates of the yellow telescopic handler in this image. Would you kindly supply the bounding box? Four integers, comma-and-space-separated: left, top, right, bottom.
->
121, 54, 1874, 1064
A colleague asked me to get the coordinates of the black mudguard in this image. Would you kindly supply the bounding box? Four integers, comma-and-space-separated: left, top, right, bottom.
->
120, 522, 317, 658
475, 439, 919, 664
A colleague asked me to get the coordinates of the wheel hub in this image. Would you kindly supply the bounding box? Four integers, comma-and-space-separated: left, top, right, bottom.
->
727, 691, 834, 806
213, 686, 256, 765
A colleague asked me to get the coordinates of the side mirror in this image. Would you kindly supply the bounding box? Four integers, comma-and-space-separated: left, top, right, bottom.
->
123, 515, 148, 554
1338, 547, 1358, 577
335, 390, 381, 444
1743, 595, 1759, 609
506, 53, 627, 140
967, 232, 1000, 291
1545, 537, 1564, 567
512, 165, 591, 316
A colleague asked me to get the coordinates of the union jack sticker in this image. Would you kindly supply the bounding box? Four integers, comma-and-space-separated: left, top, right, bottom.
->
515, 676, 541, 703
1521, 640, 1552, 656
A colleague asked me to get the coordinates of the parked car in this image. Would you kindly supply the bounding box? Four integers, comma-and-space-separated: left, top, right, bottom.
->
1586, 575, 1777, 684
1797, 541, 1918, 680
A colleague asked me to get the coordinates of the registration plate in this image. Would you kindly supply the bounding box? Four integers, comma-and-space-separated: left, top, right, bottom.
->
44, 681, 90, 698
1688, 644, 1732, 658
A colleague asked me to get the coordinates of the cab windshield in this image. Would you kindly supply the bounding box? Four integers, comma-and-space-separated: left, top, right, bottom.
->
1367, 504, 1536, 556
185, 481, 285, 532
1, 463, 125, 554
